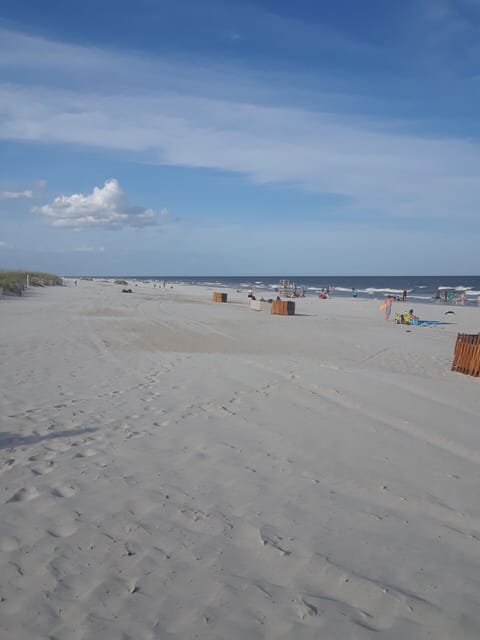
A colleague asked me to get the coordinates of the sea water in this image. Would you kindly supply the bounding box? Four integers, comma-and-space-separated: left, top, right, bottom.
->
125, 275, 480, 305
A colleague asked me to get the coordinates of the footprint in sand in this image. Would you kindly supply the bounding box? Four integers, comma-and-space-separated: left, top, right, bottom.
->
7, 487, 39, 503
0, 458, 15, 474
47, 519, 78, 538
29, 452, 55, 461
43, 441, 71, 453
74, 448, 97, 458
259, 528, 291, 557
295, 598, 318, 620
30, 460, 55, 475
153, 420, 170, 427
124, 430, 142, 440
51, 485, 77, 498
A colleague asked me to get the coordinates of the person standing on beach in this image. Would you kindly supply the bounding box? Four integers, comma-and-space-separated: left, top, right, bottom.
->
402, 289, 407, 302
352, 287, 357, 298
385, 296, 393, 321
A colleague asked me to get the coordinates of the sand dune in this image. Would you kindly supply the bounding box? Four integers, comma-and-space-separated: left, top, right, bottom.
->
1, 280, 480, 639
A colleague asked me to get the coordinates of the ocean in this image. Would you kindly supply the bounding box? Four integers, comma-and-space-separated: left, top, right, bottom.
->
128, 276, 480, 305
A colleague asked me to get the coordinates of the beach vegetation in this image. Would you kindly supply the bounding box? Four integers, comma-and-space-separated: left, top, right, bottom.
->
0, 270, 62, 295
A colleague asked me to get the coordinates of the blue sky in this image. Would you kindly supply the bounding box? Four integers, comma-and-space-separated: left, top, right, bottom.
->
1, 0, 479, 275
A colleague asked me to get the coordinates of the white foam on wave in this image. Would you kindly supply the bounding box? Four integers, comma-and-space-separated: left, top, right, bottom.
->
438, 285, 473, 291
364, 287, 406, 295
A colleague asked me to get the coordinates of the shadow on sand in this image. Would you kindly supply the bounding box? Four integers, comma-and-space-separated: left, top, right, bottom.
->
0, 427, 98, 450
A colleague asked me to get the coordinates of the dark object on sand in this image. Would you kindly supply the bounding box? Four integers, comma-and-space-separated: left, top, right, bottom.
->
122, 288, 133, 293
445, 310, 455, 315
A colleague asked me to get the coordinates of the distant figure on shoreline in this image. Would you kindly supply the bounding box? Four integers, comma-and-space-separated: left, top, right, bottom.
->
402, 289, 407, 302
351, 287, 357, 298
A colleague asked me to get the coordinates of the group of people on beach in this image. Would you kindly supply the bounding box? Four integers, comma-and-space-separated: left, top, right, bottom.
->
381, 295, 419, 324
395, 309, 420, 325
434, 289, 470, 305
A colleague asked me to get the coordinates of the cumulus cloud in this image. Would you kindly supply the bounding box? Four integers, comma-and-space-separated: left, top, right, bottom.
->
1, 188, 33, 199
35, 179, 157, 229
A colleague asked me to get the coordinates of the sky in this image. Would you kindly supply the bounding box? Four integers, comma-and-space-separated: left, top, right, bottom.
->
0, 0, 479, 275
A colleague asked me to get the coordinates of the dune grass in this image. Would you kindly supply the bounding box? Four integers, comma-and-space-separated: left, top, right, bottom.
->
0, 271, 62, 295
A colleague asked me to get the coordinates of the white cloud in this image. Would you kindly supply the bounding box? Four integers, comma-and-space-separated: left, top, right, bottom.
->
4, 85, 479, 221
0, 27, 479, 222
224, 32, 242, 41
72, 245, 105, 252
0, 180, 45, 200
158, 207, 178, 224
35, 179, 157, 229
1, 188, 33, 199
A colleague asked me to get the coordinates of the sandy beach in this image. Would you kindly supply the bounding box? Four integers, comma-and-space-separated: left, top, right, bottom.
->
1, 280, 480, 639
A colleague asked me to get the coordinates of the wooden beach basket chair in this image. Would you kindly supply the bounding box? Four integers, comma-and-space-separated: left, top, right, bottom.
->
451, 333, 480, 377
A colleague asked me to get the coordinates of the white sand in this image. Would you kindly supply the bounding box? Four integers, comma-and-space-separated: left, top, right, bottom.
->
1, 280, 480, 639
